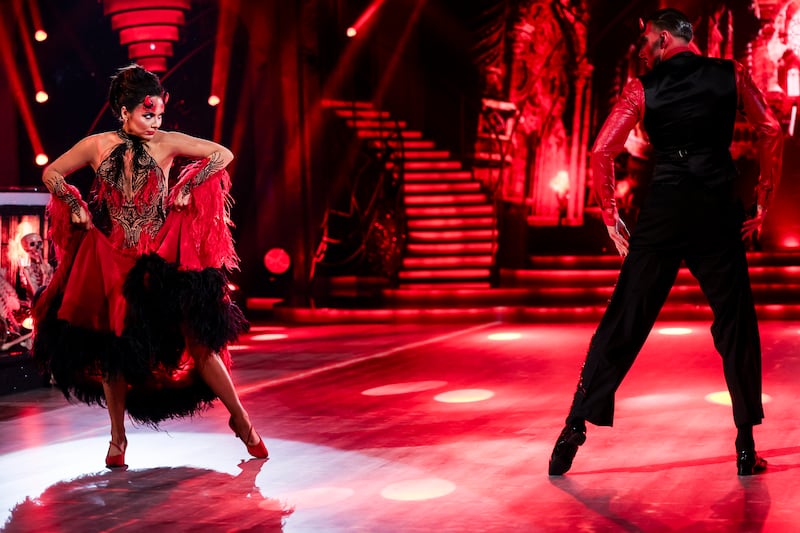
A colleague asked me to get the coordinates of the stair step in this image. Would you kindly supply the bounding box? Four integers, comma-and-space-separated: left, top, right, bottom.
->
347, 119, 407, 129
527, 253, 800, 269
405, 193, 489, 205
399, 268, 492, 280
403, 255, 493, 268
397, 281, 492, 290
357, 129, 423, 139
407, 205, 495, 217
407, 217, 495, 230
334, 109, 390, 119
273, 303, 800, 324
393, 160, 462, 171
502, 267, 800, 287
407, 242, 494, 254
404, 170, 472, 181
408, 229, 495, 241
368, 139, 436, 150
404, 182, 481, 194
321, 99, 373, 109
403, 150, 451, 159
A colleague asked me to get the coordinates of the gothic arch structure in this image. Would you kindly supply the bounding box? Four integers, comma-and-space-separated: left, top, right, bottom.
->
474, 0, 591, 226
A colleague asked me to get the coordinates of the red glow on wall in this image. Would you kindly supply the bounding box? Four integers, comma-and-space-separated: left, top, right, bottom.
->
781, 236, 800, 248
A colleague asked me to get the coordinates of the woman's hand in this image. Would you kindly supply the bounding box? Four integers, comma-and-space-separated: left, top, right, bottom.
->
71, 206, 92, 229
172, 189, 191, 211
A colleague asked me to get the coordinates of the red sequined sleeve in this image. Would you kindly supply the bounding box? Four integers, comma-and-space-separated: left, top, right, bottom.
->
590, 78, 645, 226
734, 61, 784, 211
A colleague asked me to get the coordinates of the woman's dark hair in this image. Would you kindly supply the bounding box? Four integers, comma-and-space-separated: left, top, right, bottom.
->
108, 64, 165, 120
644, 8, 693, 42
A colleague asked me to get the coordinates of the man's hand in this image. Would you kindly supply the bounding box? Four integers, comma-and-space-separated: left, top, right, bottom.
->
70, 206, 91, 229
742, 205, 766, 241
606, 216, 630, 257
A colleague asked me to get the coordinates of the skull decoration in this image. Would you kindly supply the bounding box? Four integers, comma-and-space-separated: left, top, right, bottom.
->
21, 233, 45, 263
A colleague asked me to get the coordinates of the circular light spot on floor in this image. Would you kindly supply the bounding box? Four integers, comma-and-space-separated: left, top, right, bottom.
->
487, 332, 522, 341
380, 478, 456, 501
618, 392, 693, 409
705, 391, 772, 406
362, 381, 448, 396
275, 487, 355, 509
249, 326, 287, 332
228, 344, 252, 351
434, 389, 494, 403
657, 327, 693, 336
251, 333, 289, 341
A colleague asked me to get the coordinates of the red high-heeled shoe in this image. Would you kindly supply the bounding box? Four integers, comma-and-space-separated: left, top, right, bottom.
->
105, 439, 128, 468
229, 417, 268, 459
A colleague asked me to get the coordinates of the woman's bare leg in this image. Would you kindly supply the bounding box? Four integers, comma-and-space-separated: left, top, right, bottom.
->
103, 377, 128, 457
188, 339, 261, 447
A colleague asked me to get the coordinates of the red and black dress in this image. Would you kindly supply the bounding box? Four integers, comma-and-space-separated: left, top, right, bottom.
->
33, 130, 248, 425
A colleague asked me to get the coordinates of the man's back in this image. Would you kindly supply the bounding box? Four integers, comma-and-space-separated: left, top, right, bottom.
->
641, 52, 738, 184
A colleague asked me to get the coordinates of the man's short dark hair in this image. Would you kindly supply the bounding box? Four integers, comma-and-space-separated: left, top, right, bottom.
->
645, 8, 693, 42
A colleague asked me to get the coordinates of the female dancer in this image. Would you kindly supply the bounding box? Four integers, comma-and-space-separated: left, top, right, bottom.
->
34, 64, 266, 467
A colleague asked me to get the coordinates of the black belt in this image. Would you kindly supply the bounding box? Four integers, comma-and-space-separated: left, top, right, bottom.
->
654, 148, 726, 162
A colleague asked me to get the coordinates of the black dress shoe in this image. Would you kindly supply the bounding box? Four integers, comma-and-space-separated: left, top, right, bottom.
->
548, 424, 586, 476
737, 450, 767, 476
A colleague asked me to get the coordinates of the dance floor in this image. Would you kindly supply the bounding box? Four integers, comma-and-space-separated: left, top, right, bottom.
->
1, 319, 799, 532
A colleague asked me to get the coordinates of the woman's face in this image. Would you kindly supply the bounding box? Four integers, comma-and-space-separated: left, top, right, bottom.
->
121, 95, 165, 140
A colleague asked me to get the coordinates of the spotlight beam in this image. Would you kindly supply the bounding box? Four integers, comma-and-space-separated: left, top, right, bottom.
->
348, 0, 386, 37
0, 9, 46, 164
211, 0, 238, 142
12, 0, 47, 100
28, 0, 47, 41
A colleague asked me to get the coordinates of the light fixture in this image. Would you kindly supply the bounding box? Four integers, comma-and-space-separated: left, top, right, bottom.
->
102, 0, 191, 73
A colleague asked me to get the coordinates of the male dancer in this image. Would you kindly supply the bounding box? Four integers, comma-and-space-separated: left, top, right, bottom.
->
549, 8, 783, 476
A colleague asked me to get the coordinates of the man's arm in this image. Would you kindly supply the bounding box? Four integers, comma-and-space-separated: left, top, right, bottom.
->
735, 61, 783, 225
591, 78, 645, 226
590, 78, 645, 255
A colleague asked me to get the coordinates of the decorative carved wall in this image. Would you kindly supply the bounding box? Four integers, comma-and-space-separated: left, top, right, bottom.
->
473, 0, 591, 226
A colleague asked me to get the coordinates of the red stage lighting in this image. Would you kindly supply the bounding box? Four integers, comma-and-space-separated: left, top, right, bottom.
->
28, 0, 47, 42
0, 13, 47, 168
35, 90, 48, 103
12, 0, 48, 106
208, 95, 220, 106
35, 154, 48, 166
348, 0, 386, 37
264, 248, 291, 275
103, 0, 191, 72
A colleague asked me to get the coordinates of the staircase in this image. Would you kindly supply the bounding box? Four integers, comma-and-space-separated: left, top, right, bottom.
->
323, 99, 496, 291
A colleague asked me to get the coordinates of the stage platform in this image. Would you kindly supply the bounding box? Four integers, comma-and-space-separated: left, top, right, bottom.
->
1, 319, 797, 531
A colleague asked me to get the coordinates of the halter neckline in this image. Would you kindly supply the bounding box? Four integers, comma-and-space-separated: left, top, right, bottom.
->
117, 129, 145, 144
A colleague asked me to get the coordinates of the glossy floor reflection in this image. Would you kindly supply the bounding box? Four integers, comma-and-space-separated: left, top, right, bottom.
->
1, 320, 799, 532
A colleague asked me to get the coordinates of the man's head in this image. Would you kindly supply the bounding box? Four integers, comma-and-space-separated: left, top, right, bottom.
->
638, 8, 693, 70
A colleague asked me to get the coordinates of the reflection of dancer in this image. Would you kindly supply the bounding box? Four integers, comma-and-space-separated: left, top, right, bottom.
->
34, 64, 267, 468
20, 233, 53, 301
548, 9, 783, 477
4, 462, 291, 531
